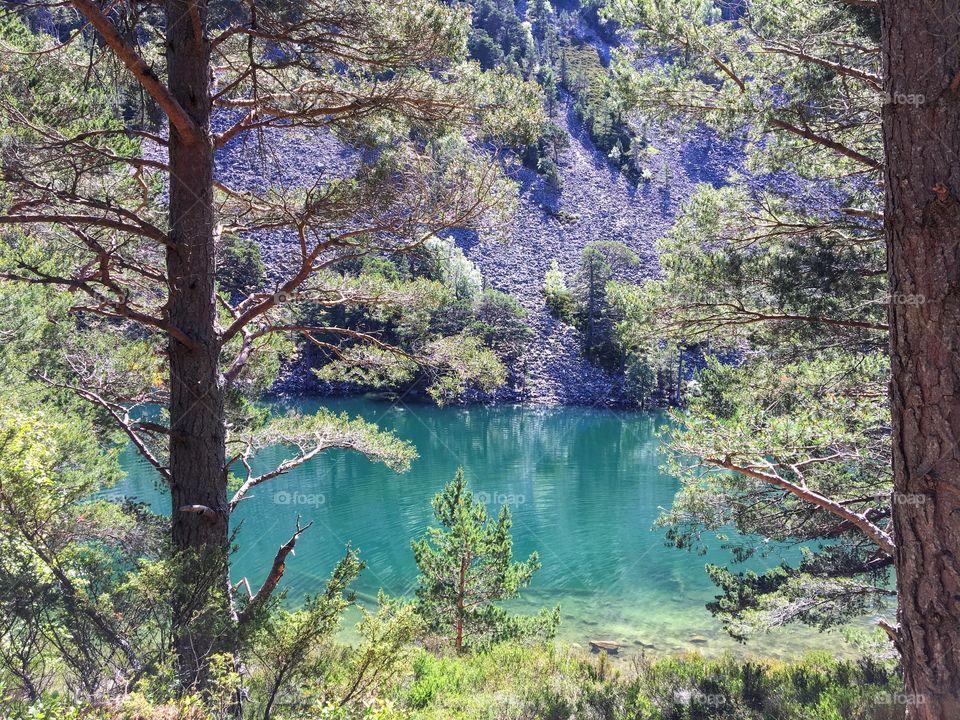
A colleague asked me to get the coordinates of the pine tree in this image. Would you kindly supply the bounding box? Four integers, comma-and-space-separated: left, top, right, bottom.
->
575, 241, 638, 356
411, 469, 559, 651
0, 1, 540, 688
606, 0, 892, 635
606, 2, 960, 712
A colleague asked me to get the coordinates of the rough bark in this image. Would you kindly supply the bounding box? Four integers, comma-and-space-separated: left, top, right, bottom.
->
882, 1, 960, 716
456, 554, 468, 651
164, 0, 227, 689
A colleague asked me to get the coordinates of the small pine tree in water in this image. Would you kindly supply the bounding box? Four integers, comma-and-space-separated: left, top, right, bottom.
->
412, 469, 560, 651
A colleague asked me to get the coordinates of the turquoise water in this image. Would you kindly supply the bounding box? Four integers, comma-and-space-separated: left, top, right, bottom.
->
115, 398, 856, 660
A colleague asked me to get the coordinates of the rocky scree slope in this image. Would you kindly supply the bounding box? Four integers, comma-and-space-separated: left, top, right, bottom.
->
212, 98, 742, 405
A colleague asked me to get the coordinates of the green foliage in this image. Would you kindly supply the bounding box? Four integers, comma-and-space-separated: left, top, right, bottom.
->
605, 0, 882, 173
0, 395, 167, 704
402, 645, 903, 720
656, 352, 894, 635
3, 634, 908, 719
525, 120, 570, 192
543, 259, 574, 322
316, 333, 506, 405
559, 42, 646, 178
573, 241, 639, 366
613, 335, 682, 409
605, 0, 892, 637
422, 334, 509, 404
304, 238, 521, 402
613, 184, 885, 353
339, 594, 425, 705
623, 652, 901, 720
412, 470, 560, 651
245, 551, 364, 719
468, 290, 533, 362
245, 410, 418, 474
217, 235, 266, 300
0, 282, 73, 386
464, 0, 537, 76
0, 0, 543, 431
422, 236, 483, 302
545, 244, 646, 371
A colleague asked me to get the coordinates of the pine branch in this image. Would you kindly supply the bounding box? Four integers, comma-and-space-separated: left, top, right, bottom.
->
769, 118, 882, 170
237, 517, 313, 626
704, 456, 896, 555
70, 0, 204, 146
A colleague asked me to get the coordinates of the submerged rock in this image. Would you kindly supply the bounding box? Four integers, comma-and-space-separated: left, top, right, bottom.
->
589, 640, 621, 654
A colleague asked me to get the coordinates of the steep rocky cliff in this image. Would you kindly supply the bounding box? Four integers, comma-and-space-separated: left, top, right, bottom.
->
460, 97, 740, 403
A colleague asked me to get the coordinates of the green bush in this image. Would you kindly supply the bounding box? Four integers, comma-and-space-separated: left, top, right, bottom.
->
217, 234, 266, 298
544, 260, 574, 322
469, 290, 533, 361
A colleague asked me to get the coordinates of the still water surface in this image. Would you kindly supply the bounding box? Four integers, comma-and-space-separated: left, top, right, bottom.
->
115, 398, 855, 659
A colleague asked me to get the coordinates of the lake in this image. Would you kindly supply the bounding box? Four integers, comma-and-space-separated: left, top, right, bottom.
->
115, 397, 858, 660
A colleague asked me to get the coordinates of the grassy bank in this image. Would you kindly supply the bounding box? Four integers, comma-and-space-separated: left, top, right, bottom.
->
17, 643, 907, 720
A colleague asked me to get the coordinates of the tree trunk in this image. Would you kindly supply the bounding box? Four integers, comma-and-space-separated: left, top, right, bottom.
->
455, 555, 467, 650
882, 2, 960, 716
165, 0, 228, 689
586, 264, 596, 348
674, 346, 683, 406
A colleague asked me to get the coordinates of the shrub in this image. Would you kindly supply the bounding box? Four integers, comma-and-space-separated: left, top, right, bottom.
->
469, 290, 533, 361
217, 234, 266, 299
544, 260, 574, 322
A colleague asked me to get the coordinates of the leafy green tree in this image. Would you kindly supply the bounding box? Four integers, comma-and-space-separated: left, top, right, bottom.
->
543, 259, 574, 322
424, 235, 484, 303
0, 1, 540, 689
469, 290, 533, 362
411, 469, 559, 651
603, 0, 904, 666
574, 241, 638, 362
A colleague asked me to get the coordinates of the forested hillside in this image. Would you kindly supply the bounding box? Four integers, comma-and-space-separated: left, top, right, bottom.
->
206, 0, 743, 406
